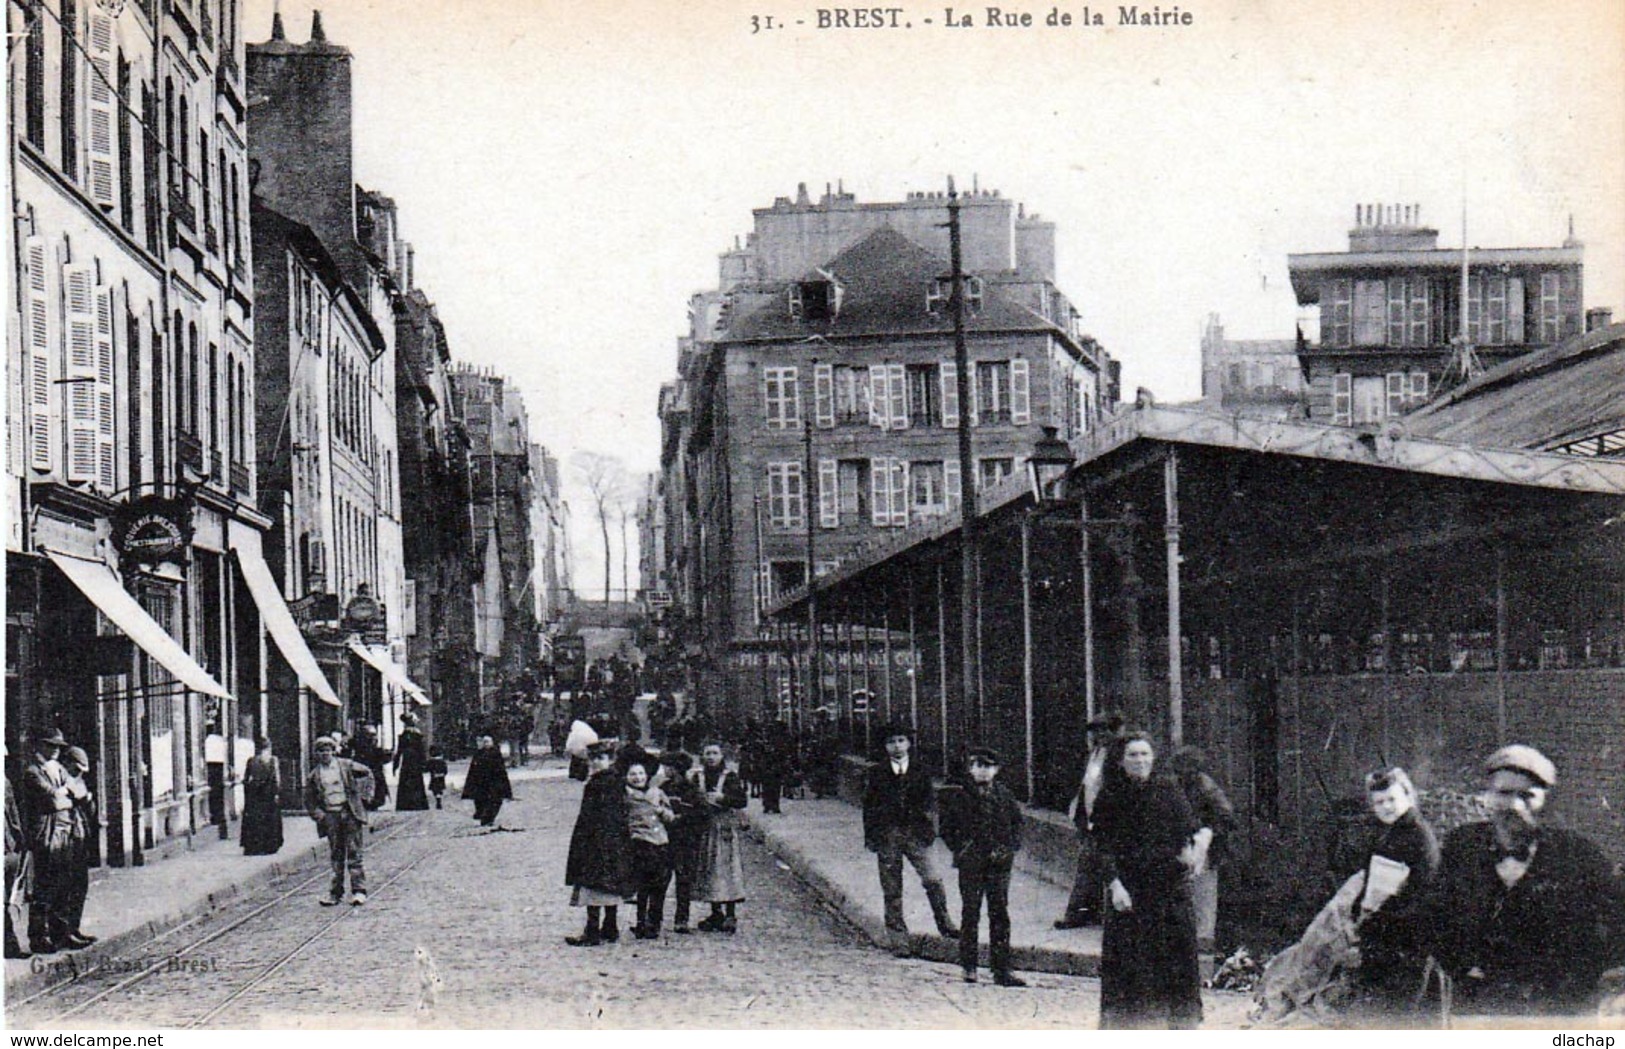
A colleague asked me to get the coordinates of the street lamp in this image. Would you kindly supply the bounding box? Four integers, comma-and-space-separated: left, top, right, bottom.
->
1027, 425, 1075, 506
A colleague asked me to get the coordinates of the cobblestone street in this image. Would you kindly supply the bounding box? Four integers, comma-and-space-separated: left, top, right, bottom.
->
10, 774, 1252, 1029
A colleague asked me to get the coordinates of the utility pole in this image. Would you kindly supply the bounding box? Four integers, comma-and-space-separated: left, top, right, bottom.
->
804, 365, 820, 726
948, 178, 980, 737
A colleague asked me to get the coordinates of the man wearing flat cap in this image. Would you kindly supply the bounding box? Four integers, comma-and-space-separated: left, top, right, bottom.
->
303, 736, 374, 905
1427, 744, 1625, 1016
1056, 711, 1123, 930
862, 722, 959, 954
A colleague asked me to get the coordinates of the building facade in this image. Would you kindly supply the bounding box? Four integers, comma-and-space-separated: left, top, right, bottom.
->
8, 0, 270, 863
1289, 203, 1584, 425
1198, 313, 1306, 417
657, 186, 1118, 729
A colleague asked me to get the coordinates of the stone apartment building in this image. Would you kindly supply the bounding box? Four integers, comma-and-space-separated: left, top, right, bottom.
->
7, 0, 275, 863
1198, 313, 1306, 417
248, 10, 420, 764
1289, 203, 1585, 426
658, 185, 1119, 728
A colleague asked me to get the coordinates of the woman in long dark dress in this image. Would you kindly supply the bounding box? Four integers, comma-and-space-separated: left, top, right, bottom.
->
1093, 730, 1206, 1029
240, 738, 284, 856
392, 713, 430, 811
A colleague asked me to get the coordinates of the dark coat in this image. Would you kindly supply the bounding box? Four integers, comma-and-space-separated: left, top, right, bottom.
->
1352, 808, 1440, 1003
240, 754, 283, 855
940, 780, 1022, 868
1427, 822, 1625, 1014
564, 769, 635, 896
461, 748, 513, 804
1179, 770, 1236, 866
861, 758, 937, 852
1092, 774, 1203, 1028
392, 728, 430, 810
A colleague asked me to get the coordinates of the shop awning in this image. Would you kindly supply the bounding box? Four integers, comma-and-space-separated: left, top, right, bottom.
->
346, 639, 430, 706
45, 549, 231, 699
231, 547, 342, 708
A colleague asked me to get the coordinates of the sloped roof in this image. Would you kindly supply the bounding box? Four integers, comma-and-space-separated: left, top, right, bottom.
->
1406, 323, 1625, 451
720, 226, 1056, 342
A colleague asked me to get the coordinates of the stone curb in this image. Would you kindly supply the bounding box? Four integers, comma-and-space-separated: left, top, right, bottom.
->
745, 817, 1101, 979
6, 813, 399, 1002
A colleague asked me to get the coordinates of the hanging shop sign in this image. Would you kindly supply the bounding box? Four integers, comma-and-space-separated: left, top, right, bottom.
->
112, 496, 193, 566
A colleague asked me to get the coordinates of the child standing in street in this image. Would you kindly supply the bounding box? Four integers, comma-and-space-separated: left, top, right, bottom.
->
660, 751, 704, 933
425, 746, 449, 809
625, 753, 675, 938
564, 741, 633, 946
941, 745, 1026, 987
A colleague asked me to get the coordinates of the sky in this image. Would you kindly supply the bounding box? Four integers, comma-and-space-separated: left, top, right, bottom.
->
242, 0, 1625, 597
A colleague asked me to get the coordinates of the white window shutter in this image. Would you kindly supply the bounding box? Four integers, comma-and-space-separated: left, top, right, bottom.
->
818, 458, 838, 529
785, 367, 801, 429
789, 462, 805, 528
1385, 372, 1405, 417
869, 364, 889, 429
94, 286, 117, 493
1332, 372, 1352, 425
1408, 370, 1429, 406
940, 360, 959, 428
813, 363, 834, 429
888, 363, 907, 429
64, 265, 98, 483
869, 457, 889, 526
762, 369, 774, 429
87, 12, 116, 209
968, 360, 981, 426
944, 459, 962, 513
25, 238, 55, 474
890, 460, 909, 527
1010, 357, 1031, 424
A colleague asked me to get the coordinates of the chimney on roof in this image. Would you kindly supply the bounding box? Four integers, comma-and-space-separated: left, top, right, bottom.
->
310, 9, 326, 42
1586, 307, 1613, 332
796, 182, 810, 206
271, 0, 285, 39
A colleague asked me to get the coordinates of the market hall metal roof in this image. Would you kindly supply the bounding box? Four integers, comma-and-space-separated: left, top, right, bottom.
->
762, 400, 1625, 620
1405, 322, 1625, 454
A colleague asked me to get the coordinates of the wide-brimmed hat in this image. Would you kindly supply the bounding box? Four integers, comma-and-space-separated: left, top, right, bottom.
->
35, 728, 68, 748
63, 746, 90, 770
1485, 744, 1557, 788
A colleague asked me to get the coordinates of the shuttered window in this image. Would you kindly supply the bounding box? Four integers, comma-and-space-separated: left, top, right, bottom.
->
25, 238, 55, 474
813, 363, 834, 428
1010, 357, 1031, 424
944, 459, 962, 513
887, 363, 907, 429
940, 360, 959, 428
1386, 372, 1406, 418
818, 459, 838, 529
869, 364, 889, 429
1332, 372, 1352, 425
87, 10, 116, 209
1322, 279, 1352, 347
95, 285, 117, 492
65, 264, 98, 483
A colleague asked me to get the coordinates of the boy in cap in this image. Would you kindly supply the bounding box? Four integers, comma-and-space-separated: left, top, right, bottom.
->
861, 722, 959, 955
56, 746, 96, 947
1428, 743, 1625, 1016
303, 736, 373, 905
941, 746, 1025, 986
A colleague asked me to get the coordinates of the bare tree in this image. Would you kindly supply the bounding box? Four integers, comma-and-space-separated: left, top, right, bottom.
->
573, 451, 628, 601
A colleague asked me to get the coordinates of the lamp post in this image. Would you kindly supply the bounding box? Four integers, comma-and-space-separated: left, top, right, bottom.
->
1020, 426, 1076, 800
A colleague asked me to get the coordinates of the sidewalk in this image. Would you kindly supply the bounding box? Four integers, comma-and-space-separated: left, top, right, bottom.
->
745, 795, 1105, 977
4, 802, 407, 1002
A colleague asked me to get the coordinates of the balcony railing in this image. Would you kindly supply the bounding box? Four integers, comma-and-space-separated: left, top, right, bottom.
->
231, 462, 251, 496
177, 430, 204, 471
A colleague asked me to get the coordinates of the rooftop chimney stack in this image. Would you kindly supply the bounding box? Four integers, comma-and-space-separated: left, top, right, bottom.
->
270, 0, 285, 40
310, 9, 326, 42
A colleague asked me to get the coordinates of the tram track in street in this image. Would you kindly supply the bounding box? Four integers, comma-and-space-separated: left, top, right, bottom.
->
10, 815, 440, 1028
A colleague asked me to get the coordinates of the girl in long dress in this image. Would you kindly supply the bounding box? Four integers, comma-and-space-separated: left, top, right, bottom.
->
241, 738, 284, 856
687, 741, 747, 932
1093, 730, 1206, 1029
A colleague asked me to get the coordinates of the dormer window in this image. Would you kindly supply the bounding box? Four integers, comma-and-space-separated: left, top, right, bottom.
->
928, 276, 984, 315
789, 272, 843, 321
